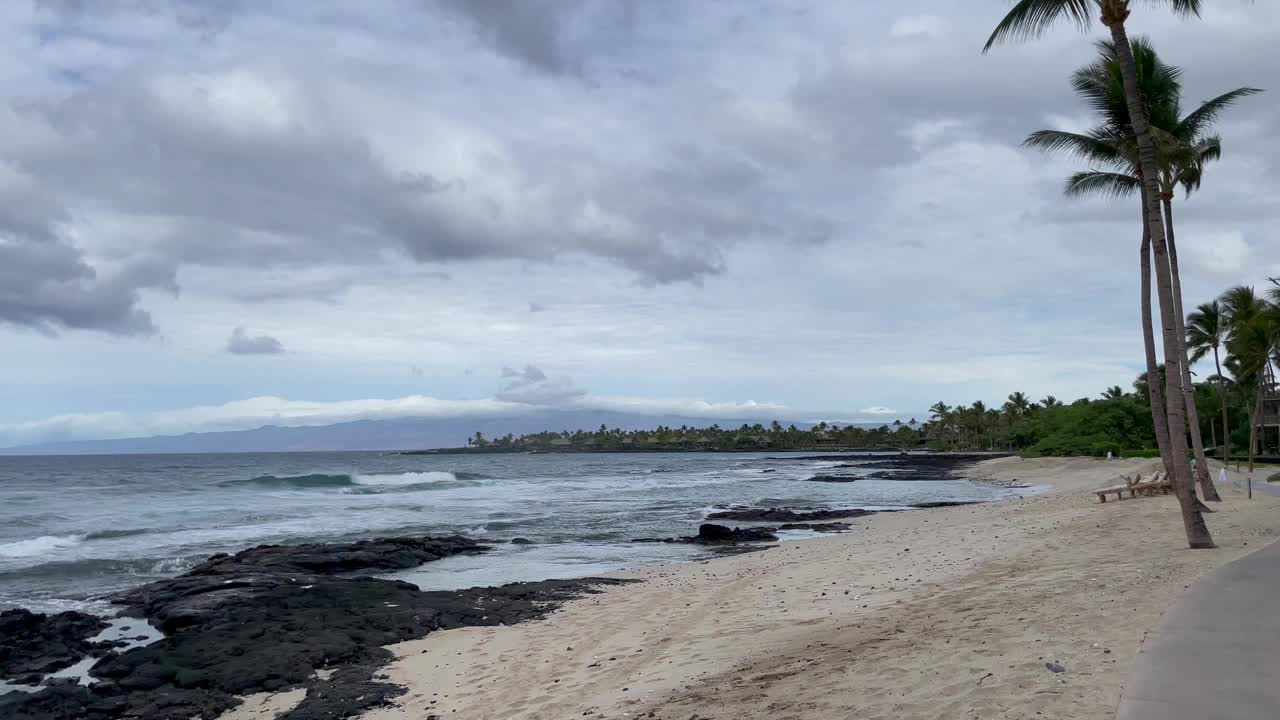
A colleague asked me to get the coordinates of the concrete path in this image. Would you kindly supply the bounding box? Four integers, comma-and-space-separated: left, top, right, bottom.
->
1115, 539, 1280, 720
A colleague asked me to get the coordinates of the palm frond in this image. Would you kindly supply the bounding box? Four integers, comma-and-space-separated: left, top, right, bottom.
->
984, 0, 1095, 53
1064, 170, 1140, 199
1143, 0, 1203, 19
1175, 87, 1264, 139
1022, 129, 1127, 167
1176, 134, 1221, 196
1071, 37, 1182, 134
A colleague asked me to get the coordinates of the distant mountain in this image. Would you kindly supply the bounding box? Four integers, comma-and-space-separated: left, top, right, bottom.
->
0, 411, 837, 455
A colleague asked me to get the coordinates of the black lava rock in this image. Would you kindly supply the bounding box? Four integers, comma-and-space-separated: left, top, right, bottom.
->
0, 608, 108, 679
2, 536, 631, 720
803, 475, 860, 483
706, 508, 874, 522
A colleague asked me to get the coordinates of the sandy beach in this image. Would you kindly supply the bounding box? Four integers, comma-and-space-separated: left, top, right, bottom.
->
228, 457, 1280, 720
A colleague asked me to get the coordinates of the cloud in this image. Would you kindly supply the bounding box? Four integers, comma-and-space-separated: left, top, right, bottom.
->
859, 406, 898, 415
0, 160, 170, 334
0, 390, 795, 447
495, 364, 588, 405
2, 1, 1280, 434
0, 394, 525, 446
889, 15, 949, 39
226, 326, 285, 355
1179, 229, 1250, 275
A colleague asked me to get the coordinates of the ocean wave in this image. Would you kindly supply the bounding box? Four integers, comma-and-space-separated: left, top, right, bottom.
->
0, 534, 85, 559
1, 556, 199, 580
222, 473, 356, 489
85, 528, 154, 541
221, 470, 491, 492
353, 471, 461, 487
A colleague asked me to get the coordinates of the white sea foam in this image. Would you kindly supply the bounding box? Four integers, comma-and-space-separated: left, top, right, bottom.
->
0, 534, 85, 559
352, 471, 459, 487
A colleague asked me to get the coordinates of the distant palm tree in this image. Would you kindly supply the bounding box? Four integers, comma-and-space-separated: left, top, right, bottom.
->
1222, 286, 1279, 472
986, 0, 1217, 547
1004, 392, 1032, 417
1102, 386, 1126, 400
1187, 300, 1232, 463
1040, 395, 1063, 409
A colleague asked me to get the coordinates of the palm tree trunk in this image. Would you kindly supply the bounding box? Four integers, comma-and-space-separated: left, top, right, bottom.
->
1140, 198, 1175, 479
1163, 197, 1220, 501
1107, 18, 1213, 548
1249, 378, 1262, 474
1214, 345, 1230, 467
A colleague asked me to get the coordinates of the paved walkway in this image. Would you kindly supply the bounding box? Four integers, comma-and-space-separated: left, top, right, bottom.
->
1115, 539, 1280, 720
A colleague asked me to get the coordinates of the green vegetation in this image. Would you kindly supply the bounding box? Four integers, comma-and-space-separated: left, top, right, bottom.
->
465, 420, 927, 453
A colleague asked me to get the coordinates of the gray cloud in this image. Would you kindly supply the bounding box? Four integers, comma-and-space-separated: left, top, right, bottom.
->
3, 0, 1280, 429
226, 326, 285, 355
0, 157, 168, 335
430, 0, 639, 76
495, 365, 587, 405
434, 0, 579, 74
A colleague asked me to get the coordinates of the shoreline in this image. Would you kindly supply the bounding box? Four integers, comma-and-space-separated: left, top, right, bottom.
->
7, 456, 1274, 719
342, 456, 1279, 720
1, 454, 994, 719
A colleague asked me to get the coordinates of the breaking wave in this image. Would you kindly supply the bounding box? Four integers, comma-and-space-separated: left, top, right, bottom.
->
0, 534, 85, 559
221, 471, 492, 492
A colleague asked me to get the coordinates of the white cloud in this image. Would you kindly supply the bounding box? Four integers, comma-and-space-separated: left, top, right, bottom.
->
0, 385, 794, 447
1179, 229, 1250, 275
889, 15, 948, 39
859, 406, 898, 415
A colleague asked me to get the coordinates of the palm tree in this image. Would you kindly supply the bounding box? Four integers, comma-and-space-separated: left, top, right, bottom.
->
989, 3, 1217, 545
1025, 39, 1254, 500
1004, 392, 1032, 417
1222, 286, 1279, 473
1187, 300, 1232, 464
1102, 386, 1126, 400
1040, 395, 1063, 409
991, 2, 1218, 546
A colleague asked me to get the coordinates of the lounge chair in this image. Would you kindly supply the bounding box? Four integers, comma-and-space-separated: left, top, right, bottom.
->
1094, 471, 1170, 503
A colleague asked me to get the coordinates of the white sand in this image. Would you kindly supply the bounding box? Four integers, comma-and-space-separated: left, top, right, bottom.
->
231, 457, 1280, 720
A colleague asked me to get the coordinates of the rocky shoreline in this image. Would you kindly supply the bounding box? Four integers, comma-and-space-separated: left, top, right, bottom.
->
2, 455, 1004, 720
1, 536, 632, 720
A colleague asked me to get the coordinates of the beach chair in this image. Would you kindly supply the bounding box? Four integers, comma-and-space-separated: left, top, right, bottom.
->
1093, 472, 1166, 503
1130, 471, 1172, 497
1094, 475, 1134, 503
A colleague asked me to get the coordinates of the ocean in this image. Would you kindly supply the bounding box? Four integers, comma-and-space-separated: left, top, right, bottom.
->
0, 451, 1025, 616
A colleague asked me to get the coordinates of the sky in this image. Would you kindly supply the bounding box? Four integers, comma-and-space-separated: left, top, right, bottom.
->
2, 0, 1279, 446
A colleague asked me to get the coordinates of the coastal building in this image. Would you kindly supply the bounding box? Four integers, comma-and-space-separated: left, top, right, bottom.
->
1259, 364, 1279, 454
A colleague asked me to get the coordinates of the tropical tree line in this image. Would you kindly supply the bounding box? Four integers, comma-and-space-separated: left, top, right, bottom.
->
985, 0, 1264, 549
466, 420, 926, 452
1185, 279, 1280, 473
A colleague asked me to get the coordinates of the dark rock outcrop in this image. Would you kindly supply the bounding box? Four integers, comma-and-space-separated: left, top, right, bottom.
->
632, 523, 779, 547
2, 536, 629, 720
804, 474, 859, 483
0, 608, 108, 679
695, 524, 777, 543
706, 508, 874, 522
776, 522, 852, 532
185, 535, 485, 578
